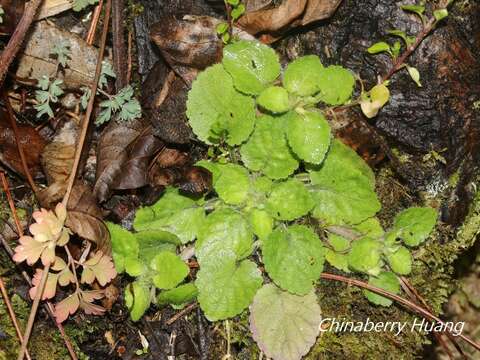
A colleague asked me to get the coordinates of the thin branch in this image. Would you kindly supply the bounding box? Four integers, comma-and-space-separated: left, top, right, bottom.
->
17, 262, 51, 360
381, 1, 451, 82
0, 0, 44, 88
320, 272, 480, 352
2, 92, 39, 194
166, 302, 198, 326
0, 277, 32, 360
112, 0, 128, 90
0, 172, 24, 234
62, 0, 112, 207
86, 0, 104, 45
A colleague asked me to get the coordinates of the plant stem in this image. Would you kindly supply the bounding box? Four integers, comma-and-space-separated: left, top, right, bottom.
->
62, 0, 112, 207
17, 262, 51, 360
1, 93, 39, 194
0, 172, 23, 236
381, 1, 450, 83
0, 277, 32, 360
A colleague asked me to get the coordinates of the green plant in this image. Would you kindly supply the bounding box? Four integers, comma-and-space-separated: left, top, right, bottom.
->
367, 1, 450, 87
12, 203, 116, 323
0, 5, 4, 24
72, 0, 99, 12
109, 39, 438, 360
216, 0, 246, 43
34, 76, 64, 118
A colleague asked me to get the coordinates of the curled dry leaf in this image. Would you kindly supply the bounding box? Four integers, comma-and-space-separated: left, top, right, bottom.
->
66, 182, 111, 253
148, 165, 212, 196
94, 117, 150, 202
112, 126, 164, 190
38, 121, 78, 206
0, 109, 47, 178
150, 15, 223, 70
66, 210, 111, 254
238, 0, 342, 41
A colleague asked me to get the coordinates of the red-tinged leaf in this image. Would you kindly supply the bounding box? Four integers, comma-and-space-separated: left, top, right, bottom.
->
12, 236, 47, 265
55, 292, 80, 323
51, 256, 68, 271
80, 290, 106, 316
40, 245, 56, 266
81, 252, 116, 286
80, 300, 106, 316
80, 289, 105, 302
29, 270, 58, 300
81, 267, 95, 285
58, 267, 75, 287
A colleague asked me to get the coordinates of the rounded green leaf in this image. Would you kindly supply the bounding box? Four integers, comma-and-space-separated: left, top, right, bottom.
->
214, 163, 250, 205
249, 284, 321, 360
348, 237, 381, 274
157, 283, 198, 306
393, 207, 437, 246
108, 222, 139, 273
240, 115, 299, 179
125, 281, 151, 321
249, 209, 273, 240
263, 225, 324, 295
196, 208, 253, 264
309, 140, 380, 225
327, 233, 350, 252
134, 188, 205, 244
266, 179, 314, 221
364, 271, 400, 307
325, 249, 350, 273
186, 64, 255, 145
286, 111, 331, 165
150, 252, 189, 290
317, 65, 355, 105
196, 251, 262, 321
257, 86, 291, 113
386, 246, 412, 275
124, 257, 145, 277
252, 176, 273, 194
222, 40, 280, 95
283, 55, 324, 96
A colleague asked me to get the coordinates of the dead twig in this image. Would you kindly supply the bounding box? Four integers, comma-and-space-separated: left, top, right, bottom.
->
400, 277, 467, 359
86, 0, 104, 45
0, 277, 32, 360
2, 92, 39, 194
62, 0, 112, 207
166, 302, 198, 326
0, 0, 44, 88
320, 272, 480, 353
112, 0, 128, 90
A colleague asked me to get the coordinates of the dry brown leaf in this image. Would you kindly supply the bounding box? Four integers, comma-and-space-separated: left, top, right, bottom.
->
66, 211, 111, 254
38, 121, 77, 206
150, 15, 223, 70
300, 0, 343, 26
238, 0, 342, 39
0, 109, 46, 178
94, 119, 163, 202
238, 0, 307, 34
112, 126, 164, 190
